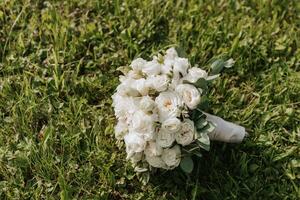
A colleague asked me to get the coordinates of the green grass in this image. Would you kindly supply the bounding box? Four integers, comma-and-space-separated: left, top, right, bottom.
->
0, 0, 299, 199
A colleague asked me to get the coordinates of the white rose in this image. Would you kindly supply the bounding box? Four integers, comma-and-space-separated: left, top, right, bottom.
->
175, 119, 195, 146
156, 128, 175, 148
127, 70, 143, 79
114, 120, 128, 140
124, 132, 146, 158
142, 60, 161, 76
112, 94, 125, 119
155, 91, 183, 122
161, 145, 181, 169
134, 78, 150, 96
112, 94, 139, 120
130, 110, 155, 141
161, 57, 173, 74
169, 73, 183, 90
139, 96, 155, 112
161, 118, 181, 133
165, 47, 178, 60
126, 98, 141, 120
116, 78, 139, 97
130, 58, 146, 71
148, 74, 169, 92
175, 84, 201, 109
145, 155, 167, 169
183, 67, 208, 83
173, 57, 189, 77
144, 141, 163, 157
130, 110, 155, 132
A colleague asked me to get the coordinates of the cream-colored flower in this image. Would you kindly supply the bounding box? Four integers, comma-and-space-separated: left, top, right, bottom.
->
130, 110, 155, 141
127, 70, 143, 79
142, 60, 161, 76
161, 118, 181, 133
165, 47, 178, 60
134, 78, 150, 96
156, 128, 175, 148
161, 145, 181, 169
114, 120, 128, 140
161, 58, 173, 74
175, 119, 195, 146
148, 74, 170, 92
130, 58, 146, 71
139, 96, 155, 112
145, 154, 167, 169
144, 141, 163, 157
112, 94, 139, 121
183, 67, 207, 83
116, 80, 140, 97
124, 132, 146, 158
175, 84, 201, 109
155, 91, 183, 122
173, 57, 189, 77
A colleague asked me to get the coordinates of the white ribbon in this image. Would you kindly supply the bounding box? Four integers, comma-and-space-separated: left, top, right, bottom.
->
204, 113, 248, 143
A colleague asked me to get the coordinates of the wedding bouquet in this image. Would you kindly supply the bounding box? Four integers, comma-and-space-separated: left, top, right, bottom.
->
112, 47, 247, 181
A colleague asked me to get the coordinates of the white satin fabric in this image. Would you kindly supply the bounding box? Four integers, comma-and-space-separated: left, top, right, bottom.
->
204, 113, 248, 143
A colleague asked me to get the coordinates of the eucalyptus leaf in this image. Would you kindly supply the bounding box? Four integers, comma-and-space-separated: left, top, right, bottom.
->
201, 122, 216, 135
134, 166, 148, 173
193, 111, 205, 121
206, 74, 220, 81
192, 151, 203, 158
197, 142, 210, 151
180, 156, 194, 173
195, 117, 208, 130
224, 58, 235, 68
137, 172, 150, 185
182, 145, 202, 158
191, 109, 204, 120
210, 59, 225, 75
197, 96, 209, 110
207, 122, 216, 132
197, 133, 210, 151
194, 78, 208, 90
210, 58, 234, 75
190, 149, 203, 158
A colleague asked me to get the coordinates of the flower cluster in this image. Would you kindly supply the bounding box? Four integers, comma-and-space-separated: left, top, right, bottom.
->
112, 48, 209, 170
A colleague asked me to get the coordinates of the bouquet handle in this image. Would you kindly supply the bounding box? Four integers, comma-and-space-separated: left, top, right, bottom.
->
204, 112, 248, 143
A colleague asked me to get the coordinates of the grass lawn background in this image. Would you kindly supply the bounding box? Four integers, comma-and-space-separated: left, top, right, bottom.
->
0, 0, 299, 199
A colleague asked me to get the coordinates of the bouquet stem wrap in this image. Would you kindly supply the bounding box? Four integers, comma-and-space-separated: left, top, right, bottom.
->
204, 113, 248, 143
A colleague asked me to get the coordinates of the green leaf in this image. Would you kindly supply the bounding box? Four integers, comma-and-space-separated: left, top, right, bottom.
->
194, 78, 208, 90
195, 117, 208, 130
224, 58, 235, 68
210, 59, 225, 75
197, 133, 210, 151
180, 156, 194, 173
206, 74, 220, 82
191, 108, 204, 120
190, 149, 202, 158
137, 172, 150, 185
201, 122, 216, 135
182, 145, 203, 158
193, 111, 205, 121
197, 96, 209, 110
210, 58, 234, 75
193, 151, 202, 158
